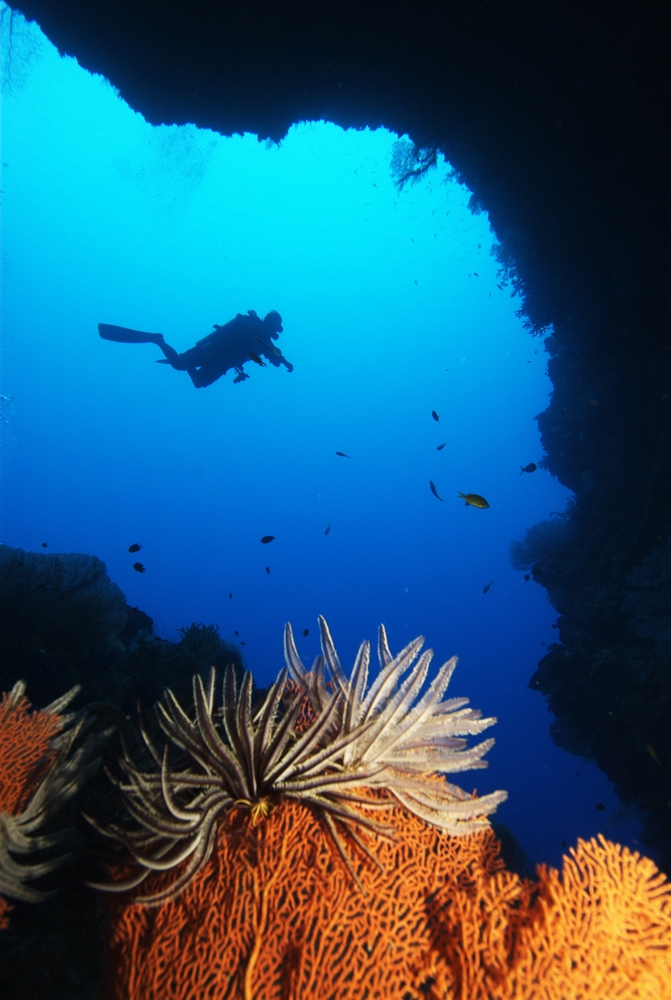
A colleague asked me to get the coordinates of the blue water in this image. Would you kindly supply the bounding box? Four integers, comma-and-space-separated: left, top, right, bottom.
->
1, 13, 642, 870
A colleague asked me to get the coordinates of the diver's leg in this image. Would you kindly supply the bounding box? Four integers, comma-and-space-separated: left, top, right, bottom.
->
188, 363, 227, 388
155, 339, 183, 366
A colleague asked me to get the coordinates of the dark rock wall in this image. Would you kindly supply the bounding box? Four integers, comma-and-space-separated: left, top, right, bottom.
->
13, 0, 671, 864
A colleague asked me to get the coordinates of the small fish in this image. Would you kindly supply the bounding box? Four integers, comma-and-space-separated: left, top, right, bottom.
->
429, 481, 444, 502
647, 743, 661, 766
265, 566, 270, 574
335, 451, 351, 458
261, 535, 275, 544
228, 593, 232, 599
473, 272, 479, 277
128, 543, 141, 553
596, 803, 605, 811
458, 492, 490, 509
248, 352, 266, 367
482, 581, 493, 594
524, 574, 530, 581
324, 522, 332, 535
240, 641, 246, 645
431, 410, 440, 422
302, 629, 309, 637
562, 839, 567, 849
234, 631, 239, 636
552, 624, 557, 629
436, 443, 446, 451
41, 542, 47, 548
520, 463, 537, 475
133, 562, 146, 573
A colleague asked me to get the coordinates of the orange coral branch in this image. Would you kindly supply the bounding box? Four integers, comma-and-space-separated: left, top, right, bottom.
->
99, 795, 671, 1000
0, 685, 62, 816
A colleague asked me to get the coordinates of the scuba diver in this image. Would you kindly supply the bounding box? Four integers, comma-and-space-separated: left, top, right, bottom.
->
98, 310, 293, 388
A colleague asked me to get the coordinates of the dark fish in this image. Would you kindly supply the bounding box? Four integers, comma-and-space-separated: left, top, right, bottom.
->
128, 543, 141, 553
524, 574, 530, 581
265, 566, 270, 574
473, 272, 479, 277
429, 480, 444, 502
41, 542, 47, 548
335, 451, 351, 458
228, 593, 232, 599
431, 410, 440, 422
552, 624, 557, 629
596, 803, 605, 811
520, 463, 537, 475
261, 535, 275, 544
240, 641, 246, 645
302, 629, 309, 637
234, 631, 239, 636
133, 562, 146, 573
436, 443, 446, 451
256, 335, 280, 356
324, 522, 332, 535
483, 581, 493, 594
248, 352, 266, 367
562, 840, 567, 849
458, 492, 489, 509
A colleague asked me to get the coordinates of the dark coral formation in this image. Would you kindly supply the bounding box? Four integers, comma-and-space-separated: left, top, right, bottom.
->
0, 545, 243, 714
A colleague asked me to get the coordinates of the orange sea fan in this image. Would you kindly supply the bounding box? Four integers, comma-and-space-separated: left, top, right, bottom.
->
0, 682, 64, 816
99, 793, 504, 1000
420, 832, 671, 1000
0, 682, 100, 928
99, 799, 671, 1000
493, 834, 671, 1000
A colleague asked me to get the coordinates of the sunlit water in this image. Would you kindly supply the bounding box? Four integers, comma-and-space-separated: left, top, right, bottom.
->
0, 10, 642, 869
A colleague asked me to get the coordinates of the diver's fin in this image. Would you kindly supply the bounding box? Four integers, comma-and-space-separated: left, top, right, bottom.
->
98, 324, 162, 344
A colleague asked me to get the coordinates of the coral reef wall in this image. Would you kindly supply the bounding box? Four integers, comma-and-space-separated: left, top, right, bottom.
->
12, 0, 671, 865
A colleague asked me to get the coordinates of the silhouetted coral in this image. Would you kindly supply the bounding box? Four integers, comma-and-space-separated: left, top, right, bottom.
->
390, 137, 439, 189
509, 508, 574, 572
0, 545, 127, 701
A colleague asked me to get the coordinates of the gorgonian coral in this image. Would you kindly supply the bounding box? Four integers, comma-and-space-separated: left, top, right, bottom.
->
0, 682, 101, 924
89, 617, 506, 903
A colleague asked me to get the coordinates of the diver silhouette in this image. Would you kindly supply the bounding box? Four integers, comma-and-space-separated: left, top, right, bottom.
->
98, 310, 293, 388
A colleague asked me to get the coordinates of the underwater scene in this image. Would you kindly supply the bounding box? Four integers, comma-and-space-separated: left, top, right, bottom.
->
1, 9, 669, 999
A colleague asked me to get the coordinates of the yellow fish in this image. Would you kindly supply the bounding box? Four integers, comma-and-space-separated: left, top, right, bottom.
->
458, 492, 490, 509
647, 743, 661, 766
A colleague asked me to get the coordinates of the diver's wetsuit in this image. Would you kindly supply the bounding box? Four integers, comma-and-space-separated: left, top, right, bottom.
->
99, 310, 292, 388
